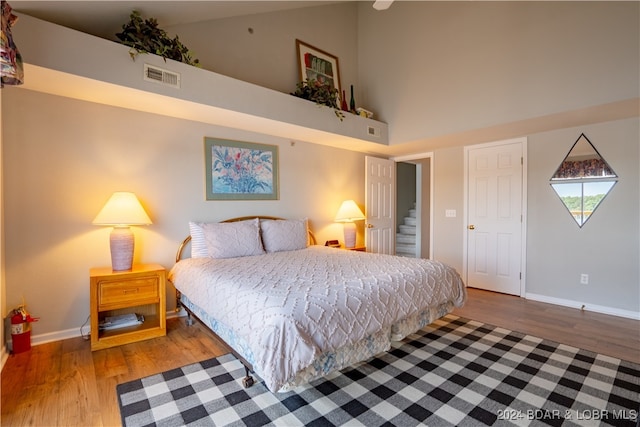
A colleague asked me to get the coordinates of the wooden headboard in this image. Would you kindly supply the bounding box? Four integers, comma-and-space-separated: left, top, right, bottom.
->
175, 216, 316, 262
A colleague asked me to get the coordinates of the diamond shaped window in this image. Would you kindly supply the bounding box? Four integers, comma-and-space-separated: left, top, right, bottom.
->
550, 133, 617, 227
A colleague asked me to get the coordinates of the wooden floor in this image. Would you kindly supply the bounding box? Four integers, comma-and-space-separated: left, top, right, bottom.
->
453, 288, 640, 365
1, 288, 638, 426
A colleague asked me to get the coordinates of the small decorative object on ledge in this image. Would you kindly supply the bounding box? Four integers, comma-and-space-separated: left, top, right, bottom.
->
349, 85, 356, 113
291, 79, 345, 121
296, 39, 341, 94
115, 11, 200, 67
1, 1, 24, 87
356, 107, 374, 119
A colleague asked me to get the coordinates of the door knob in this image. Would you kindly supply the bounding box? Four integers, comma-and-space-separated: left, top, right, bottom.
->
468, 225, 475, 230
366, 223, 374, 228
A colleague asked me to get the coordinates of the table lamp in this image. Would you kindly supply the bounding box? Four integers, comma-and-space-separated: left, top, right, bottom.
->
335, 200, 365, 249
93, 192, 152, 271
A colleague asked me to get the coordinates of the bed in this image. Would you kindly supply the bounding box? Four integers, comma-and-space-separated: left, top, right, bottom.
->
168, 216, 466, 393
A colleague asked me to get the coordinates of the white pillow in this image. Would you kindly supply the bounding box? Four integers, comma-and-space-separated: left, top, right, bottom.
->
188, 222, 209, 258
260, 218, 309, 253
201, 218, 265, 259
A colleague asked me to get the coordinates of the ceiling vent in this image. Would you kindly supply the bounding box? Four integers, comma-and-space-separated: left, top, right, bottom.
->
143, 64, 180, 88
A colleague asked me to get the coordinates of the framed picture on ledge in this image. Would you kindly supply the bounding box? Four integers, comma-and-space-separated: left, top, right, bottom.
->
296, 39, 341, 94
204, 137, 279, 200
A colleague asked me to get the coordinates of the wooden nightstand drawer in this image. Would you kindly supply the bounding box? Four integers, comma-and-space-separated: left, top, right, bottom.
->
98, 277, 159, 309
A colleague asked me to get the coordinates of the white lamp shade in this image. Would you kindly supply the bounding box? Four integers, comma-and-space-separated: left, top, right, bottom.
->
334, 200, 365, 222
93, 192, 152, 226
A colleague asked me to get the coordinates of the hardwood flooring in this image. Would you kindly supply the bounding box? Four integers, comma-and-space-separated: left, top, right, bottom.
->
1, 288, 638, 426
453, 288, 640, 365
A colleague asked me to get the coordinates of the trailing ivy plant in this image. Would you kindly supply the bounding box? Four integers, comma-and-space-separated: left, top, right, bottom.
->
291, 79, 345, 121
115, 11, 200, 67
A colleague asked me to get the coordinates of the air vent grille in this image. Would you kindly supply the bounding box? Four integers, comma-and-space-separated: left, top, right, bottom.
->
143, 64, 180, 88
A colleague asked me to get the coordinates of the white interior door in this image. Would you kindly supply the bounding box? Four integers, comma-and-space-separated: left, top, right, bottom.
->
365, 156, 395, 254
466, 139, 525, 295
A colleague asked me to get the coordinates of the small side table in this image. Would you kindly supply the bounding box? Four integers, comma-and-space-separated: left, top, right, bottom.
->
90, 264, 166, 351
344, 246, 366, 252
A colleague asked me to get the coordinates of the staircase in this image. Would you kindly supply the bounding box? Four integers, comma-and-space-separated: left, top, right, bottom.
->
396, 203, 417, 257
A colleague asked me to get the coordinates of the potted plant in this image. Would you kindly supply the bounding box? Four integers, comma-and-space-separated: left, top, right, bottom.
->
115, 11, 200, 67
291, 79, 345, 121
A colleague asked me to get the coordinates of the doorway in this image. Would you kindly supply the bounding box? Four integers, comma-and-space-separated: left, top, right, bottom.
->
394, 155, 433, 260
464, 138, 527, 296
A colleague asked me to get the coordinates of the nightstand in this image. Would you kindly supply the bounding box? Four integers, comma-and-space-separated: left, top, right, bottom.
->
344, 246, 366, 252
90, 264, 166, 351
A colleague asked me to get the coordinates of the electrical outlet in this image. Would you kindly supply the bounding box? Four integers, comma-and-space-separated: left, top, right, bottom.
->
580, 274, 589, 285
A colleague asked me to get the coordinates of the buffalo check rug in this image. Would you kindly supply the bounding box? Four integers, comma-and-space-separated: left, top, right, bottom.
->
117, 315, 640, 426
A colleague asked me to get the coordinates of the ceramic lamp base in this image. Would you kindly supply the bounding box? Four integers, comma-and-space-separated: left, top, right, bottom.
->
342, 222, 357, 249
110, 226, 134, 271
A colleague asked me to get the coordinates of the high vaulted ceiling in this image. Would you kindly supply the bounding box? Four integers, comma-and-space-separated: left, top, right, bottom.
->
9, 1, 347, 40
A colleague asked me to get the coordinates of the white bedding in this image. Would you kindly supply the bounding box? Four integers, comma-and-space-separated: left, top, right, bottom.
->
169, 245, 466, 392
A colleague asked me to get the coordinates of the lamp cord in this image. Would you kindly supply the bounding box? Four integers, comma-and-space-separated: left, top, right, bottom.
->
80, 315, 91, 341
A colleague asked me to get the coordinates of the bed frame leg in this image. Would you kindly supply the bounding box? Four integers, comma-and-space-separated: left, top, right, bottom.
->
186, 312, 194, 326
242, 365, 254, 388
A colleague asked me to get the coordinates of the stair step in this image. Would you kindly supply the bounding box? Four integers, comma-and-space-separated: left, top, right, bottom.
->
399, 224, 416, 235
404, 217, 416, 226
396, 234, 416, 244
408, 209, 416, 218
395, 243, 416, 257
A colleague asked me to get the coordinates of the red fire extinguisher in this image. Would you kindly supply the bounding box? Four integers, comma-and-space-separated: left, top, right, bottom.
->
10, 305, 39, 354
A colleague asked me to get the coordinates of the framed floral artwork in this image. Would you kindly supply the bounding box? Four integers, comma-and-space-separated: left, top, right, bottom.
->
204, 137, 279, 200
296, 39, 341, 94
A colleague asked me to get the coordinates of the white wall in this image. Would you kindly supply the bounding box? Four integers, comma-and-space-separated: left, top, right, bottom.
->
357, 1, 639, 145
167, 2, 359, 97
526, 118, 639, 312
2, 88, 367, 338
432, 146, 465, 271
2, 1, 639, 342
0, 87, 6, 359
432, 118, 639, 314
355, 1, 639, 315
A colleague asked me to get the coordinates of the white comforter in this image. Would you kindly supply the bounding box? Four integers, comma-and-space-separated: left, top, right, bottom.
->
169, 246, 466, 392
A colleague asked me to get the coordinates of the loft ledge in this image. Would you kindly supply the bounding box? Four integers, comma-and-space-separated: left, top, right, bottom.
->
12, 13, 389, 153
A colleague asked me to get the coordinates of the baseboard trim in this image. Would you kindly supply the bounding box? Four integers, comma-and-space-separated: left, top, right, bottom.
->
25, 310, 187, 348
19, 302, 639, 352
525, 293, 640, 320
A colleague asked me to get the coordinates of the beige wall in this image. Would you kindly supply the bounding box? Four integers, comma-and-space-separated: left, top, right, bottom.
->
2, 88, 367, 338
432, 146, 465, 272
357, 1, 639, 145
431, 118, 639, 313
167, 2, 359, 96
526, 118, 639, 311
3, 0, 639, 343
355, 0, 639, 314
1, 88, 5, 357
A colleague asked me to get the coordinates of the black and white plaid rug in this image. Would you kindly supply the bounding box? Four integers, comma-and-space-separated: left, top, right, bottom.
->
117, 315, 639, 426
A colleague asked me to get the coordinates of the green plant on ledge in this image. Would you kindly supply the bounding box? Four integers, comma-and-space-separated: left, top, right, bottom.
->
115, 11, 200, 67
291, 79, 345, 121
